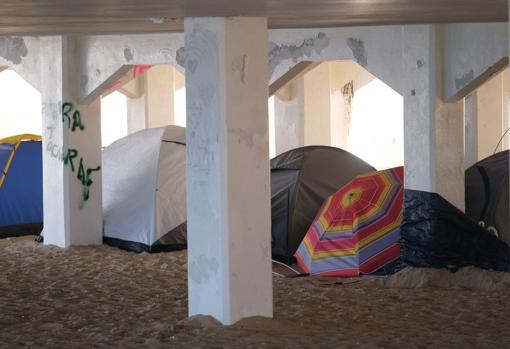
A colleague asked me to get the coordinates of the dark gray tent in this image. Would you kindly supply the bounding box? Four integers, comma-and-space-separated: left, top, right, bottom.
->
270, 146, 376, 263
465, 150, 509, 245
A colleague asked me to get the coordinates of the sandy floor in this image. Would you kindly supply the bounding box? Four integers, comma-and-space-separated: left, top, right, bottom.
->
1, 236, 510, 348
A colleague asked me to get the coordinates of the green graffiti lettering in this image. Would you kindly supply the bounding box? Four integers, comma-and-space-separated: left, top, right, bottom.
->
71, 110, 85, 132
85, 166, 101, 187
62, 102, 73, 129
77, 158, 86, 186
63, 149, 79, 172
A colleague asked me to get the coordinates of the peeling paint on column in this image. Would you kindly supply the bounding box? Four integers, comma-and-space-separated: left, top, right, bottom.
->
232, 55, 247, 83
455, 69, 474, 90
176, 46, 186, 68
189, 254, 219, 284
347, 38, 367, 68
0, 37, 28, 65
123, 47, 134, 62
268, 32, 330, 76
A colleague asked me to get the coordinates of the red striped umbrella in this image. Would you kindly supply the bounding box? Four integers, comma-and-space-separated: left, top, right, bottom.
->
295, 166, 403, 277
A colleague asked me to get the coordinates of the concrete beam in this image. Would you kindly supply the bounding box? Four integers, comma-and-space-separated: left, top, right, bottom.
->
119, 75, 143, 98
78, 33, 184, 102
269, 61, 319, 96
0, 36, 41, 92
443, 23, 508, 102
185, 17, 272, 325
268, 26, 404, 94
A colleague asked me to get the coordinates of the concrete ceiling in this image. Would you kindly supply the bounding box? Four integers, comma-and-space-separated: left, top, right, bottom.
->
0, 0, 506, 35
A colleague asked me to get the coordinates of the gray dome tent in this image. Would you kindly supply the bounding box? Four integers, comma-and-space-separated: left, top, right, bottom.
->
465, 150, 509, 245
270, 146, 376, 263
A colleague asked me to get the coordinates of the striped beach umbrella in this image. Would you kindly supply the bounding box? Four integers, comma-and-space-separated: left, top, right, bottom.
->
295, 166, 403, 277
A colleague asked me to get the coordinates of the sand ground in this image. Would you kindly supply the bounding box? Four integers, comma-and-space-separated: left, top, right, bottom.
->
1, 236, 510, 348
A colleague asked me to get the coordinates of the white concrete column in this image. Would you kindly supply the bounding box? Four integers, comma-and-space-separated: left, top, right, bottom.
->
274, 79, 305, 155
126, 65, 177, 133
185, 17, 273, 325
403, 25, 465, 209
303, 63, 332, 146
502, 69, 509, 150
477, 73, 506, 159
40, 36, 103, 247
436, 100, 465, 210
403, 25, 438, 193
464, 92, 478, 169
124, 76, 148, 133
146, 65, 175, 128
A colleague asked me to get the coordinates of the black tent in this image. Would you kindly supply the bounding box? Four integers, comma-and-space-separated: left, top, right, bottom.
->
270, 146, 376, 263
465, 150, 509, 245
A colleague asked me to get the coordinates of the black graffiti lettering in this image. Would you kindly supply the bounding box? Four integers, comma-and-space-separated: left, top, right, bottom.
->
85, 166, 101, 186
77, 158, 86, 186
63, 148, 78, 172
82, 187, 91, 202
62, 102, 73, 129
71, 110, 85, 132
76, 158, 101, 203
45, 101, 98, 207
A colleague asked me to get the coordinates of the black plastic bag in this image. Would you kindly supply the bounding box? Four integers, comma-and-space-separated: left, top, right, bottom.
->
400, 190, 509, 272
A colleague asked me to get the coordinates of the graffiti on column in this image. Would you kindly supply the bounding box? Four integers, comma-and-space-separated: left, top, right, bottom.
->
44, 101, 101, 208
62, 102, 85, 132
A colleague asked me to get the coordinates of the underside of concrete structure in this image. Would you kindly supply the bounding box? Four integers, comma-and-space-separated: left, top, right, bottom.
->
0, 0, 508, 328
0, 0, 506, 34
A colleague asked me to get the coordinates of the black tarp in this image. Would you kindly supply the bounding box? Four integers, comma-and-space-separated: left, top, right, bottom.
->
465, 150, 509, 245
0, 223, 43, 239
103, 222, 188, 253
270, 146, 376, 263
401, 189, 510, 272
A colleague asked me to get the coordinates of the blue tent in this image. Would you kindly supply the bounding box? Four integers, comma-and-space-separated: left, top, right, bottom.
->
0, 134, 43, 238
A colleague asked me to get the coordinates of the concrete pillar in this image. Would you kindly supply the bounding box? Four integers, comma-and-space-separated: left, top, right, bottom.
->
403, 25, 465, 209
272, 61, 372, 156
436, 100, 465, 210
503, 69, 510, 150
274, 79, 305, 155
40, 36, 103, 247
185, 17, 272, 325
464, 92, 478, 169
124, 76, 148, 133
329, 75, 353, 150
146, 65, 175, 128
303, 63, 332, 146
477, 73, 506, 159
126, 65, 177, 134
